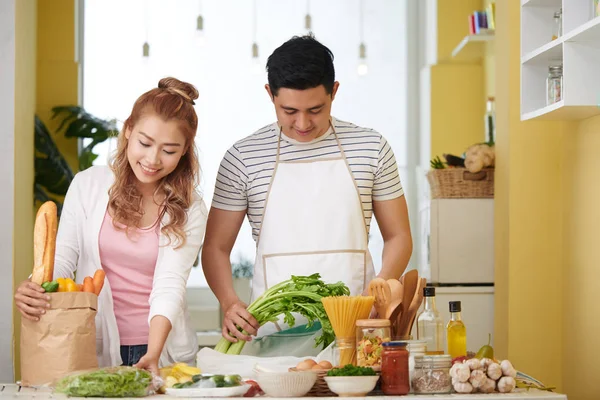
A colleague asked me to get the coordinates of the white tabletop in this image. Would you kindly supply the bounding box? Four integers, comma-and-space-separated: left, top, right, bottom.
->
0, 384, 567, 399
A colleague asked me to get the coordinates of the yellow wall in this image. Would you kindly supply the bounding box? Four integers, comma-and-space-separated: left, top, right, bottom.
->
562, 116, 600, 400
494, 0, 569, 392
430, 64, 484, 158
36, 0, 79, 171
429, 0, 487, 160
13, 0, 79, 380
13, 0, 37, 380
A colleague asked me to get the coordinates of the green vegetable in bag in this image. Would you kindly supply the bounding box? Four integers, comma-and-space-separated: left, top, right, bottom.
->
41, 280, 59, 293
55, 367, 154, 397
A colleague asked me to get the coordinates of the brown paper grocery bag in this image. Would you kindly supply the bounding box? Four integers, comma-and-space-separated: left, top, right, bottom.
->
20, 292, 98, 386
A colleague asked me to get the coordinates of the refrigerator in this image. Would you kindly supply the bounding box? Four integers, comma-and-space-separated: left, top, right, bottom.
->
412, 198, 495, 354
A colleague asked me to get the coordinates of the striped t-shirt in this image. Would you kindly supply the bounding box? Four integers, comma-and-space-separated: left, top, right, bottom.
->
212, 117, 404, 242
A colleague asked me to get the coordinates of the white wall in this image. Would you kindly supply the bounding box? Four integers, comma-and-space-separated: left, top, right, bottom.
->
83, 0, 410, 287
0, 0, 16, 382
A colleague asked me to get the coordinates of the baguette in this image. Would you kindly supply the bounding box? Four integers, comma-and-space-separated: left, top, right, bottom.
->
31, 201, 58, 285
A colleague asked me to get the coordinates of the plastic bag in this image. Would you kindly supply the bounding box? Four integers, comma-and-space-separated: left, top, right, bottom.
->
240, 323, 323, 358
54, 366, 162, 397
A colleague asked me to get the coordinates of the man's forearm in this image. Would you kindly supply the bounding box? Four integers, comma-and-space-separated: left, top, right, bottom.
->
201, 246, 239, 308
379, 233, 412, 280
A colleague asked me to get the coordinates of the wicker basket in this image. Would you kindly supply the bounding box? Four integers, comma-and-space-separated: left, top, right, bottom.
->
427, 168, 494, 199
288, 368, 335, 397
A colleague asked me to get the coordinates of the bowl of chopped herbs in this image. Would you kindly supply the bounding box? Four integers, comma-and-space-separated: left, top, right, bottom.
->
324, 365, 379, 396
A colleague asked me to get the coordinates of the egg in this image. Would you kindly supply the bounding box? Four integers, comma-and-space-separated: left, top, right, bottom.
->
311, 364, 324, 370
318, 360, 333, 369
296, 359, 317, 371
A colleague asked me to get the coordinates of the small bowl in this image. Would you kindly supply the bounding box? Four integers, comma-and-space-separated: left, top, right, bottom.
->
255, 370, 317, 397
324, 376, 380, 397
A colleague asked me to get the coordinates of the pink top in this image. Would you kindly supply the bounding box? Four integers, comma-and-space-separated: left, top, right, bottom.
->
99, 211, 159, 346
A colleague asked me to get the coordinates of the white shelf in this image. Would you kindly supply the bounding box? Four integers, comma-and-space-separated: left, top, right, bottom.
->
522, 0, 562, 7
563, 15, 600, 42
521, 38, 563, 65
521, 101, 600, 120
451, 34, 495, 62
520, 1, 600, 121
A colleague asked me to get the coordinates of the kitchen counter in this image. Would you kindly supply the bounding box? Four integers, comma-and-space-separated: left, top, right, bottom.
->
1, 385, 567, 399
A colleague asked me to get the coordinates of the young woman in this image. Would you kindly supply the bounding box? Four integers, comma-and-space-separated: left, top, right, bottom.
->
14, 77, 207, 375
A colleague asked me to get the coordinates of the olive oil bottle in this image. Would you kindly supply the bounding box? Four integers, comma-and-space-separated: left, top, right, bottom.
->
446, 301, 467, 359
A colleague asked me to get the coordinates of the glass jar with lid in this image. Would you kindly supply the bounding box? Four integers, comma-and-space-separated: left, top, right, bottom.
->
546, 64, 563, 106
381, 341, 410, 395
404, 340, 427, 393
552, 8, 562, 40
411, 355, 453, 394
356, 319, 391, 369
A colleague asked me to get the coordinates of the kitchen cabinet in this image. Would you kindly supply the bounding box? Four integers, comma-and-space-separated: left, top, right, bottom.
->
521, 0, 600, 120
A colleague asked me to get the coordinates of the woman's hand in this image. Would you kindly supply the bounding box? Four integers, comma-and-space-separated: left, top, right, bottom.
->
222, 300, 259, 343
134, 354, 159, 376
14, 280, 51, 321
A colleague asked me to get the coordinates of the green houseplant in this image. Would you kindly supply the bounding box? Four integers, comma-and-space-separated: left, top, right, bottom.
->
35, 106, 118, 213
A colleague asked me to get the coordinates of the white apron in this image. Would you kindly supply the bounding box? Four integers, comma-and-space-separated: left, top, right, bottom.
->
249, 121, 376, 343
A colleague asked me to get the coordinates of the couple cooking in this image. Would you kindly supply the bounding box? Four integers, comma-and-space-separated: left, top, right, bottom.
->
14, 34, 412, 375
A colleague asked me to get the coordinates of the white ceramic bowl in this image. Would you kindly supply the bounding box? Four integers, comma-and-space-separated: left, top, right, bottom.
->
255, 370, 318, 398
324, 376, 380, 397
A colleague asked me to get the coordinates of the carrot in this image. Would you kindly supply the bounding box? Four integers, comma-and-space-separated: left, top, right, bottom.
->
83, 276, 95, 293
93, 269, 105, 296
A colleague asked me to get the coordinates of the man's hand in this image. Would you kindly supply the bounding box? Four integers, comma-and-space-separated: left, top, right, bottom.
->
222, 300, 259, 343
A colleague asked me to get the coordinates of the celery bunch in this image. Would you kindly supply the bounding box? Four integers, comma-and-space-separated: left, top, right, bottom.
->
214, 273, 349, 355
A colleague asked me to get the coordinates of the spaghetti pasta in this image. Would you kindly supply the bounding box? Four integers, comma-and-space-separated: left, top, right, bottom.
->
321, 295, 375, 366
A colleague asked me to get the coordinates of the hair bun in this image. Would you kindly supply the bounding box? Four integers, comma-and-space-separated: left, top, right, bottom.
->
158, 77, 199, 104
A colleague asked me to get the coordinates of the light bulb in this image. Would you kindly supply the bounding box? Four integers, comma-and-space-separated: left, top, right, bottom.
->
142, 42, 150, 58
357, 62, 368, 76
251, 42, 262, 74
196, 15, 206, 46
357, 42, 368, 76
252, 57, 262, 74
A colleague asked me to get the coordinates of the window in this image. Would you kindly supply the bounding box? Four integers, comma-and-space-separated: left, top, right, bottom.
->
83, 0, 413, 288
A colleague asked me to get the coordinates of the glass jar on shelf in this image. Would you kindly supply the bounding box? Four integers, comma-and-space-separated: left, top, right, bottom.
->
411, 355, 453, 394
546, 64, 563, 106
552, 8, 562, 40
356, 319, 390, 369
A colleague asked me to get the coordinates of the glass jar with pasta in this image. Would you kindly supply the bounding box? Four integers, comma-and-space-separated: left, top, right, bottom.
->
356, 319, 391, 369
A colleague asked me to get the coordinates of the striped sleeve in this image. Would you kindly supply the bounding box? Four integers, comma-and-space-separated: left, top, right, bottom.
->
211, 145, 249, 211
373, 136, 404, 200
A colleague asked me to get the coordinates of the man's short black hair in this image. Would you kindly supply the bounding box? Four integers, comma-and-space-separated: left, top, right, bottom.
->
266, 34, 335, 96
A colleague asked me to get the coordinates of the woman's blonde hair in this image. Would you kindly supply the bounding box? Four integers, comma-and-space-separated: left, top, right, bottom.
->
108, 77, 200, 248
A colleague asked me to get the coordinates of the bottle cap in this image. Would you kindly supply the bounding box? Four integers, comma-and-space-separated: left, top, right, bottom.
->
423, 287, 435, 297
449, 301, 461, 312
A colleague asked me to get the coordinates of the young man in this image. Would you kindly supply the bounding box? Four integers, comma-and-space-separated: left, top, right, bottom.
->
202, 35, 412, 347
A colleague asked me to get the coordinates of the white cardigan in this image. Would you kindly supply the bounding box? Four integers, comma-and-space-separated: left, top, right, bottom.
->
54, 165, 207, 367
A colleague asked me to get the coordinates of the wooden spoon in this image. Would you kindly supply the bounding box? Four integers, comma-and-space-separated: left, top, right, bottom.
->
386, 278, 403, 303
401, 277, 427, 338
385, 299, 403, 338
397, 270, 419, 337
